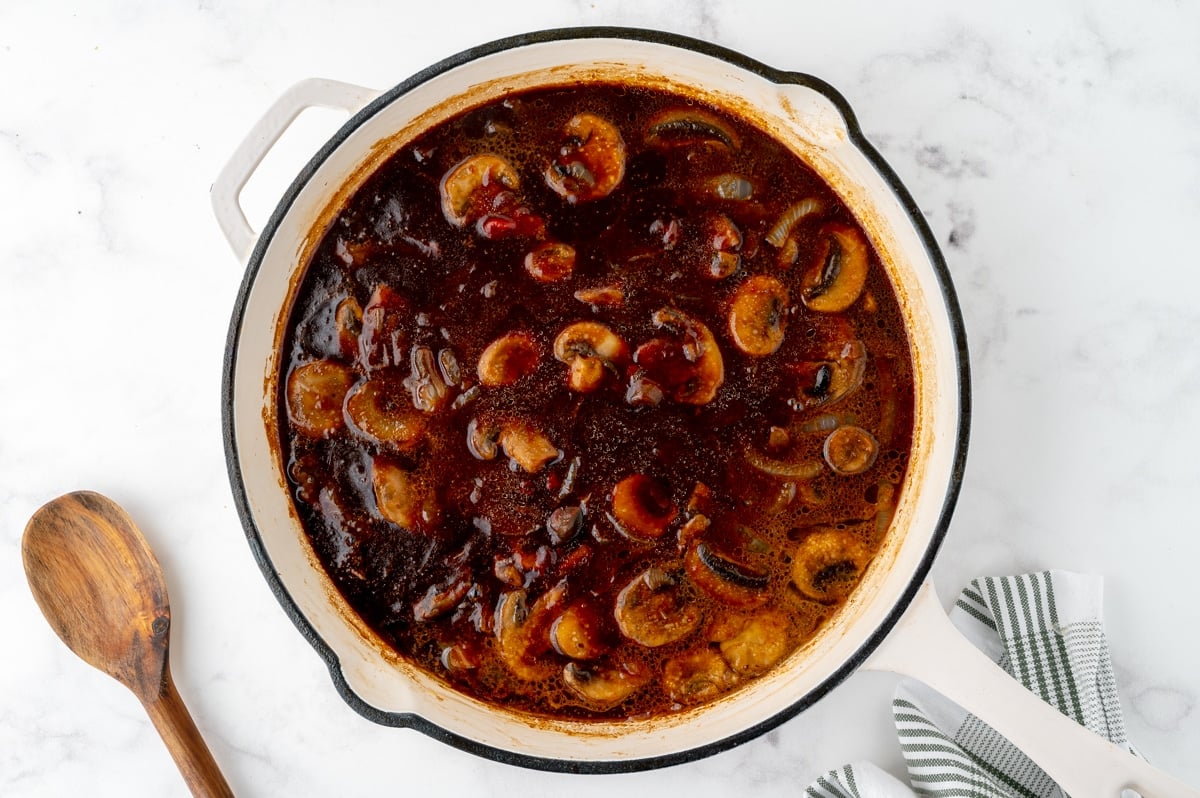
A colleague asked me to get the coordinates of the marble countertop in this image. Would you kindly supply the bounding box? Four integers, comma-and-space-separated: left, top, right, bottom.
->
4, 1, 1199, 795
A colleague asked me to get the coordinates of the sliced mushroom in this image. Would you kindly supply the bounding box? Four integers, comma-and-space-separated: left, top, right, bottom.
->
441, 152, 544, 239
729, 275, 789, 356
801, 223, 870, 313
656, 307, 721, 379
633, 307, 725, 405
611, 474, 677, 540
439, 153, 520, 227
685, 542, 769, 608
553, 321, 628, 392
466, 417, 500, 460
498, 421, 559, 473
550, 602, 609, 660
571, 357, 607, 393
706, 214, 743, 279
546, 505, 584, 545
562, 659, 650, 710
554, 321, 626, 362
791, 340, 867, 410
677, 514, 711, 548
413, 576, 472, 622
371, 457, 439, 532
790, 527, 873, 603
524, 241, 577, 282
492, 555, 524, 588
494, 585, 565, 681
614, 566, 702, 647
718, 611, 791, 676
436, 348, 461, 386
358, 284, 412, 371
286, 360, 354, 438
624, 371, 665, 407
823, 426, 879, 475
573, 284, 625, 308
545, 112, 626, 203
403, 345, 449, 412
662, 648, 738, 705
477, 331, 540, 386
649, 216, 681, 249
710, 251, 740, 280
345, 377, 428, 450
646, 108, 740, 151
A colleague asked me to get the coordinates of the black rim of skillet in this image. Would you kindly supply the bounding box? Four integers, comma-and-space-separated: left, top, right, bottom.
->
221, 25, 972, 775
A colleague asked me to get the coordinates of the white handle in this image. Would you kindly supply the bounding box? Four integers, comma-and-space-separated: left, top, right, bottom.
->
211, 78, 381, 261
866, 582, 1200, 798
775, 81, 852, 145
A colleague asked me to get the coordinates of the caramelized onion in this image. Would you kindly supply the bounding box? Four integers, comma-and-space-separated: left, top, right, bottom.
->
765, 198, 822, 248
744, 447, 823, 479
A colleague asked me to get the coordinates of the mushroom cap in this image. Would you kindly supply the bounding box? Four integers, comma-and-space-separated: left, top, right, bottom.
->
477, 331, 541, 386
439, 153, 520, 227
553, 321, 628, 363
729, 274, 789, 357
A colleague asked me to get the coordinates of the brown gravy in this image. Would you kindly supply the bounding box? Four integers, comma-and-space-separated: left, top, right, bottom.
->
277, 83, 915, 720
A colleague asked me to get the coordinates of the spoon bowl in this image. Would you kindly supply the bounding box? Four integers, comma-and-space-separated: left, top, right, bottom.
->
23, 491, 233, 798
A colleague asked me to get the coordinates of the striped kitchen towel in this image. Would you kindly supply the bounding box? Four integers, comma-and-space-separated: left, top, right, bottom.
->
805, 570, 1136, 798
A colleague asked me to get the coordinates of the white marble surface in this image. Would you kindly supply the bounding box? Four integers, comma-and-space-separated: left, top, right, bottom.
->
3, 1, 1199, 795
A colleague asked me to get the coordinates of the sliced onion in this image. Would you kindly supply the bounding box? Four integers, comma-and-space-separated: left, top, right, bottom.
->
744, 446, 823, 479
765, 198, 822, 248
708, 173, 753, 201
800, 413, 840, 433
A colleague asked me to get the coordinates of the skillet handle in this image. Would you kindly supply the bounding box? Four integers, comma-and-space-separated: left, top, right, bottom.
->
210, 78, 381, 261
865, 582, 1200, 797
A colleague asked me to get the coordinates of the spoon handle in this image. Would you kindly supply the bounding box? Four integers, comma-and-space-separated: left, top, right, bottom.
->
142, 666, 234, 798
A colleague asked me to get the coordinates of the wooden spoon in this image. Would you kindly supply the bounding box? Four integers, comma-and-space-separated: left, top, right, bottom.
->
22, 491, 234, 797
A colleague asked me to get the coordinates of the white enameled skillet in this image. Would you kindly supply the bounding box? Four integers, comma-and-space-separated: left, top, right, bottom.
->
214, 28, 1194, 795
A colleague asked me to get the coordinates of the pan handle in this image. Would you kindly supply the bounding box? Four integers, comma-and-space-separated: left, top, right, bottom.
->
210, 78, 381, 261
865, 581, 1200, 798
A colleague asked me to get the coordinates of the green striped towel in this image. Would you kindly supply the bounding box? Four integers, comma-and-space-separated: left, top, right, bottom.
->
805, 571, 1137, 797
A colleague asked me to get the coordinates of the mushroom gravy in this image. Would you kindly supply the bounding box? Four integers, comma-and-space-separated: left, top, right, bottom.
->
278, 83, 915, 720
